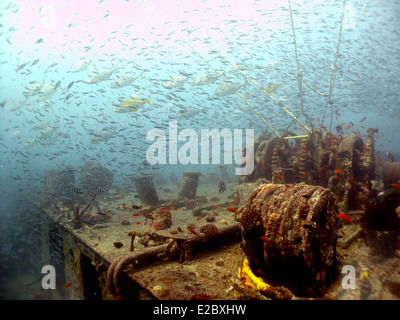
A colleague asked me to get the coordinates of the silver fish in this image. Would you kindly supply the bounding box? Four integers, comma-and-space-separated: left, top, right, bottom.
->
23, 81, 43, 97
86, 68, 116, 84
192, 72, 223, 86
163, 75, 188, 89
37, 82, 60, 101
89, 130, 115, 144
214, 81, 245, 97
69, 59, 92, 72
110, 71, 144, 88
177, 107, 204, 119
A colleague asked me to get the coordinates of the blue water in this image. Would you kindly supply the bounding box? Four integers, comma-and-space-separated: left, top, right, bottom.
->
0, 0, 399, 299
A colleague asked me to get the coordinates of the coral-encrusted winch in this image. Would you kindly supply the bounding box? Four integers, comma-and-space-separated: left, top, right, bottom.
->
241, 183, 339, 297
241, 129, 377, 213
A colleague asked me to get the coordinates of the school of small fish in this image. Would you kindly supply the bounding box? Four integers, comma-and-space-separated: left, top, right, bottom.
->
0, 0, 399, 298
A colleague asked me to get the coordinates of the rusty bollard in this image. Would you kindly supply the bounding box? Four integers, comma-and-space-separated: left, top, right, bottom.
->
178, 171, 202, 199
133, 174, 159, 206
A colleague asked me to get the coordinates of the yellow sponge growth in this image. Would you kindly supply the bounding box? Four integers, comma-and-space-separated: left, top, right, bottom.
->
238, 259, 270, 291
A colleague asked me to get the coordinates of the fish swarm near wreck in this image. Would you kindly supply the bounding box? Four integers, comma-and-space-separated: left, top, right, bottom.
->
241, 183, 339, 297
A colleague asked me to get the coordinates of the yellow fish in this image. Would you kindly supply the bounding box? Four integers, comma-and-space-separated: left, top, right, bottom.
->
115, 97, 151, 113
359, 268, 369, 281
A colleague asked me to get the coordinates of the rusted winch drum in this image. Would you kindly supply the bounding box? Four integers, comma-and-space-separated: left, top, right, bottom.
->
241, 183, 339, 296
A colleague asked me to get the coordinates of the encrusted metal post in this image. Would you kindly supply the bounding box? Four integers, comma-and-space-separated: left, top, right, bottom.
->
133, 174, 159, 206
178, 171, 202, 199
